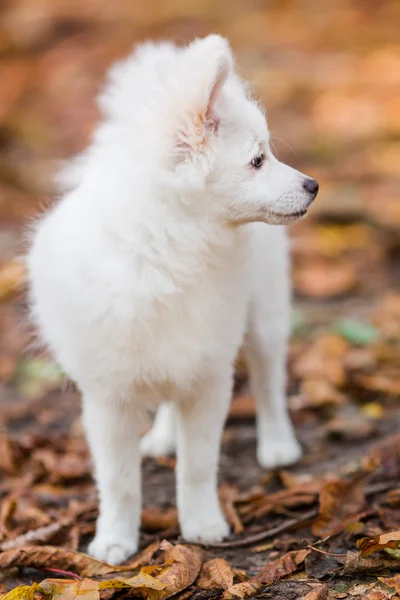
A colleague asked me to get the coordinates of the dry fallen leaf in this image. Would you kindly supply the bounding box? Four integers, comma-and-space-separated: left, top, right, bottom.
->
0, 521, 68, 551
39, 578, 100, 600
150, 540, 203, 599
123, 540, 161, 570
219, 483, 244, 534
0, 545, 129, 577
378, 574, 400, 594
293, 259, 357, 298
339, 550, 400, 575
259, 549, 310, 584
197, 558, 235, 590
141, 507, 178, 532
357, 531, 400, 557
221, 579, 262, 600
312, 477, 366, 537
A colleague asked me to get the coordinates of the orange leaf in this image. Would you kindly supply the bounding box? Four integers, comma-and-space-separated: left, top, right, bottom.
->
358, 531, 400, 557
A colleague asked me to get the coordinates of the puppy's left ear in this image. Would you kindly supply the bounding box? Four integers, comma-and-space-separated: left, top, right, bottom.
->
175, 36, 233, 160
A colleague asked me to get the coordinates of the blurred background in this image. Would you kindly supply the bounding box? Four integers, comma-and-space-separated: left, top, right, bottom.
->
0, 0, 399, 566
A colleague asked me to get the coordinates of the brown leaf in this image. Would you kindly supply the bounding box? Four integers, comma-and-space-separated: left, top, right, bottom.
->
0, 545, 130, 577
296, 377, 347, 410
219, 484, 244, 534
141, 507, 178, 532
292, 334, 349, 387
197, 558, 235, 590
259, 549, 310, 585
302, 584, 330, 600
0, 494, 17, 540
358, 531, 400, 557
154, 540, 203, 599
221, 579, 262, 600
313, 477, 366, 537
294, 259, 357, 298
0, 522, 68, 551
339, 550, 400, 575
378, 574, 400, 593
0, 433, 17, 474
362, 434, 400, 480
123, 540, 160, 570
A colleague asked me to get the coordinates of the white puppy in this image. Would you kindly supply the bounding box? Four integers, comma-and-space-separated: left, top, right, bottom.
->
27, 35, 318, 564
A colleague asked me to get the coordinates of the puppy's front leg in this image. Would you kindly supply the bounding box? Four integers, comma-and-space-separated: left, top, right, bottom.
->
176, 372, 231, 543
83, 395, 141, 564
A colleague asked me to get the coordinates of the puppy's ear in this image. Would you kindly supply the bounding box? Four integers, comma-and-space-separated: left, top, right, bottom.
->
175, 36, 233, 162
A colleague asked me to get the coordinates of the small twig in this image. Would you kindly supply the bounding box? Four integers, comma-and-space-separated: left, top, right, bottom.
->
307, 545, 347, 558
197, 508, 318, 549
45, 567, 82, 580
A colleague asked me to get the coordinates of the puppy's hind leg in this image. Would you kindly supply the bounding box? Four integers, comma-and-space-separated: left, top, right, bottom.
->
244, 256, 301, 469
82, 388, 141, 564
140, 402, 177, 458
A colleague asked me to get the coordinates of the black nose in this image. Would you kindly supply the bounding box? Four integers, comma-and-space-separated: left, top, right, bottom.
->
303, 178, 319, 196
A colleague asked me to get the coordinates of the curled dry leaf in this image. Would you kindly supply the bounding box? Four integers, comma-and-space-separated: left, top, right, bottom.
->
312, 477, 366, 537
259, 549, 310, 585
339, 550, 400, 575
152, 540, 203, 599
197, 558, 235, 590
357, 530, 400, 557
0, 495, 17, 540
219, 483, 244, 534
0, 545, 130, 577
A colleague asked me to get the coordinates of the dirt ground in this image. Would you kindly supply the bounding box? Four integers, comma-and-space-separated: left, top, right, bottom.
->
0, 0, 400, 598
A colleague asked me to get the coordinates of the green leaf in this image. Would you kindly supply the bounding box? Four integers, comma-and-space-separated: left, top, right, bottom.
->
334, 319, 380, 346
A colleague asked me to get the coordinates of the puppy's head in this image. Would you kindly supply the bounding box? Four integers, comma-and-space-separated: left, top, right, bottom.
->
171, 35, 318, 225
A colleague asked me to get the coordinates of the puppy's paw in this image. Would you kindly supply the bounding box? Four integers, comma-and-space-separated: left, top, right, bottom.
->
88, 536, 137, 565
140, 429, 176, 458
181, 513, 230, 544
257, 437, 302, 470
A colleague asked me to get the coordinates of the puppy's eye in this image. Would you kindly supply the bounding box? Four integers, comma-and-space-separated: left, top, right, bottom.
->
251, 153, 265, 169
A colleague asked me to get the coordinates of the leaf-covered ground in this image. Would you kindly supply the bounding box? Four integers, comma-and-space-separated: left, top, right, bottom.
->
0, 0, 400, 598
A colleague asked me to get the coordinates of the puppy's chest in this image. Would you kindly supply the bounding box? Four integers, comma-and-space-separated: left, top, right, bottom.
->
123, 244, 251, 376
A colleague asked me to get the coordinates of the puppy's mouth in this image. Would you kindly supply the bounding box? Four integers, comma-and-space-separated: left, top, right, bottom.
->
268, 208, 307, 224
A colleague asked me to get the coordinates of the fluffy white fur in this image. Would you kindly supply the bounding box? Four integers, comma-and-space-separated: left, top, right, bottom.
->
27, 35, 318, 564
